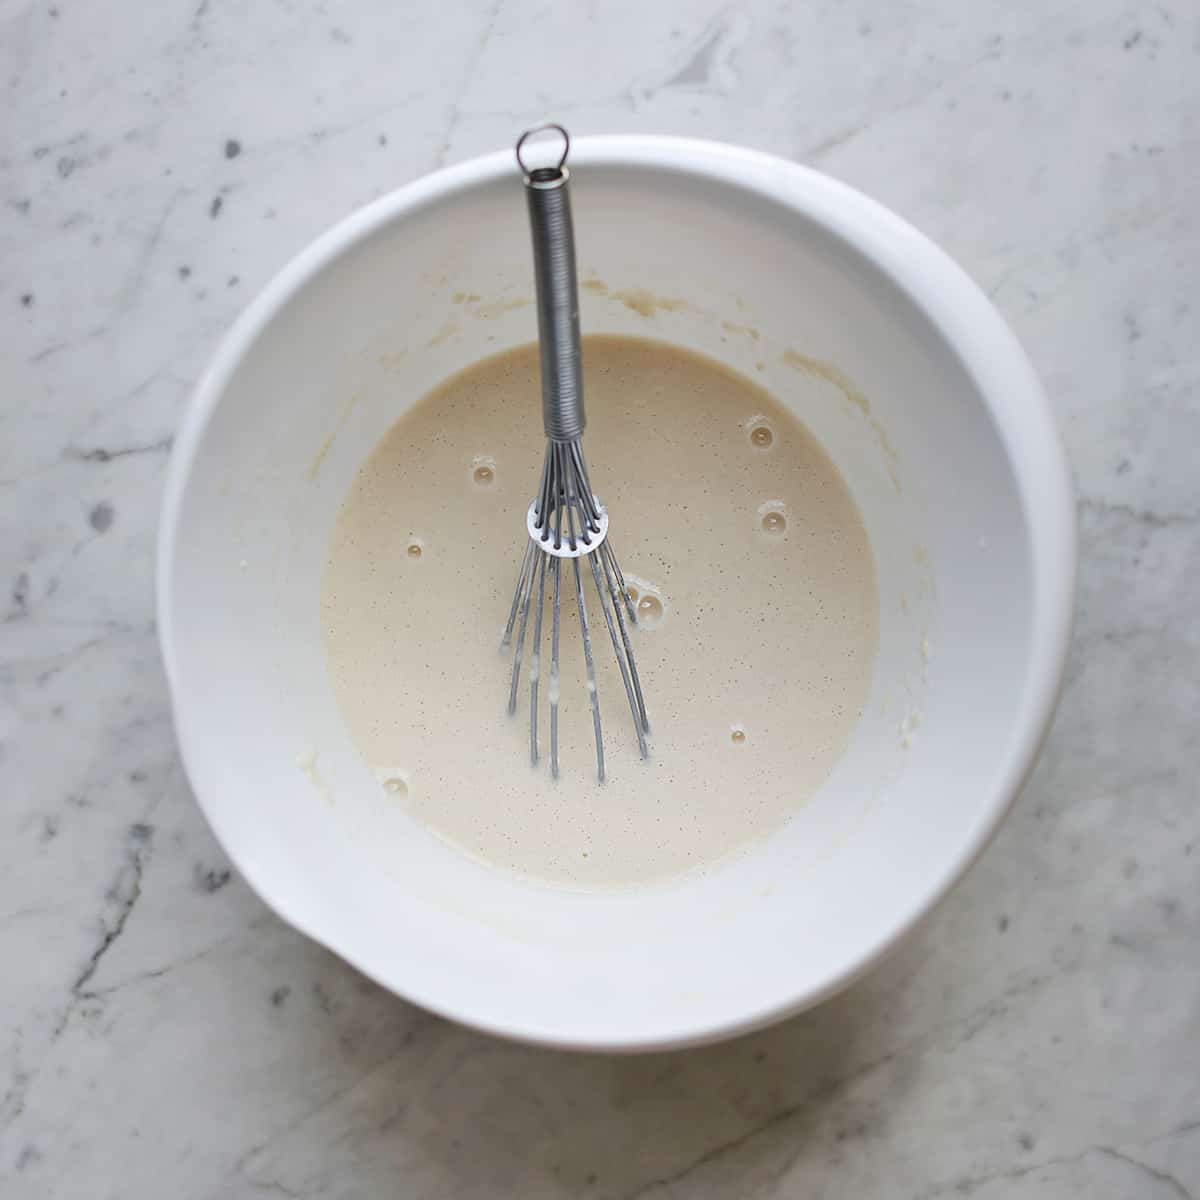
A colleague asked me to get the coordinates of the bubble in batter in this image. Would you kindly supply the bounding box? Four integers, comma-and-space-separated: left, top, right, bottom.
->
471, 455, 496, 487
407, 540, 423, 559
374, 767, 411, 799
749, 420, 774, 449
760, 509, 787, 535
623, 575, 665, 627
637, 594, 663, 623
730, 726, 747, 745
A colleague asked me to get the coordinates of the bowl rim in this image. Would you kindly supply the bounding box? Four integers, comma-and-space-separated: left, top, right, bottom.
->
158, 134, 1076, 1052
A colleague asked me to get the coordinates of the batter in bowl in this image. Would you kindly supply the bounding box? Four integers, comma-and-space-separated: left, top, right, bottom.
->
322, 336, 878, 888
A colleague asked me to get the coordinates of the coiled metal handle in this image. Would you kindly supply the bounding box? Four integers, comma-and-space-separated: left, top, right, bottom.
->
517, 125, 585, 443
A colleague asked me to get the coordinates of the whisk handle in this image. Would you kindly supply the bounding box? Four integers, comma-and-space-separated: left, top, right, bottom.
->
518, 125, 585, 443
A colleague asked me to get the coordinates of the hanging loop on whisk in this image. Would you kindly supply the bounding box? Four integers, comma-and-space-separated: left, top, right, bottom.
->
515, 123, 571, 181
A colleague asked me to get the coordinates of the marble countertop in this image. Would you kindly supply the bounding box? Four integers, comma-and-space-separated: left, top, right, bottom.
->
3, 0, 1198, 1196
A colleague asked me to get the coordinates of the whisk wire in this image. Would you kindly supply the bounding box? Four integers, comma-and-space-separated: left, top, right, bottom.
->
529, 550, 547, 764
550, 553, 562, 778
502, 539, 535, 650
568, 503, 605, 782
569, 441, 603, 531
598, 541, 650, 737
588, 549, 649, 757
506, 540, 537, 715
601, 539, 638, 627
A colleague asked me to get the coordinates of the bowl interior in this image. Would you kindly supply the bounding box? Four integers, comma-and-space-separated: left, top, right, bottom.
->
161, 140, 1063, 1049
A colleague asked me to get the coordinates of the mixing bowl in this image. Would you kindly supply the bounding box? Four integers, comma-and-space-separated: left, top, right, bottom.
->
157, 136, 1075, 1051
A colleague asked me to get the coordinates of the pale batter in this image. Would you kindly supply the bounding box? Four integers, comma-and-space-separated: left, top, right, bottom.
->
322, 336, 878, 888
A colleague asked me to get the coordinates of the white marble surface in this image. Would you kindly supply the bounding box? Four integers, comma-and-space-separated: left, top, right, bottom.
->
2, 0, 1198, 1195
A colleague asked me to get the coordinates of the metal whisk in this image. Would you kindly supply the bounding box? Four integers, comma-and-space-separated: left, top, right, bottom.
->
502, 124, 650, 781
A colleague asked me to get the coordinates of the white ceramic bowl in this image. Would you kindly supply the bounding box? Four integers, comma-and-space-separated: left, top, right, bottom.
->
158, 136, 1074, 1051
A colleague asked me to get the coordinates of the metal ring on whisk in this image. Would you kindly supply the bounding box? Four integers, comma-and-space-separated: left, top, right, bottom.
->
515, 123, 570, 180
